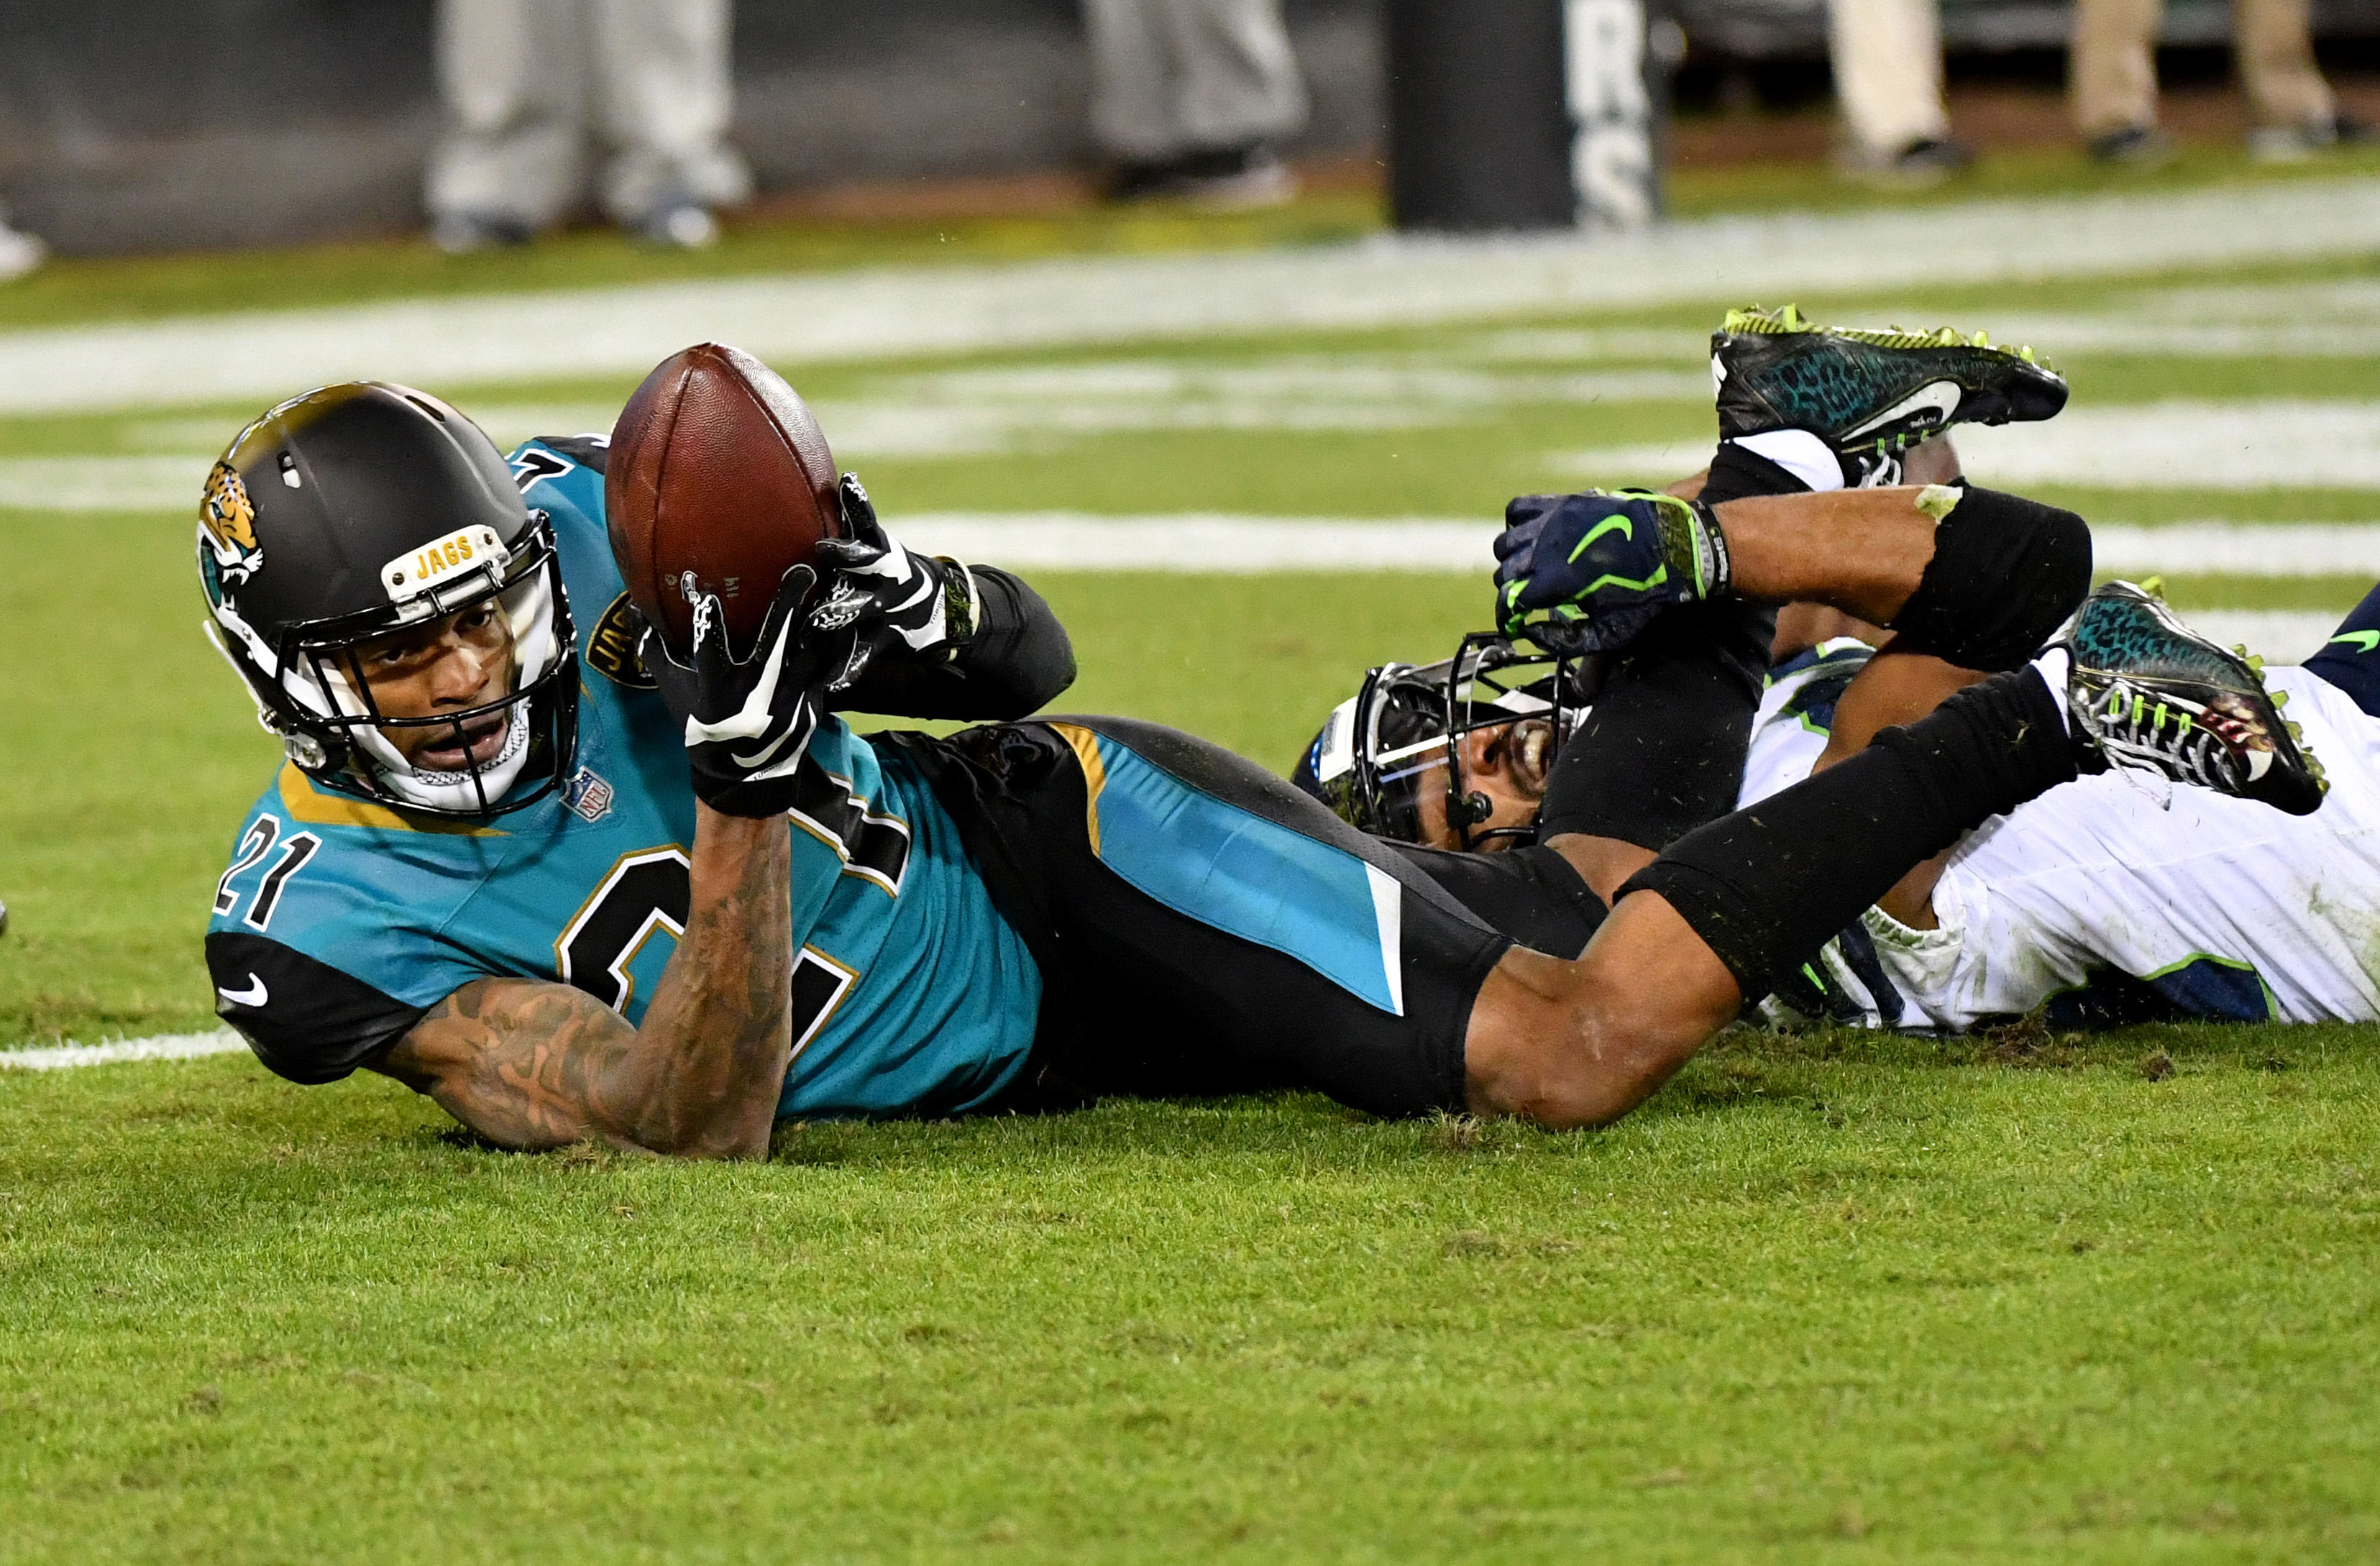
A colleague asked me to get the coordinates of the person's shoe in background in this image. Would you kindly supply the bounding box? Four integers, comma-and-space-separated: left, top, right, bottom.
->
1839, 134, 1975, 188
2248, 114, 2379, 162
635, 197, 720, 250
1101, 144, 1296, 211
431, 209, 536, 255
2085, 124, 2177, 167
0, 210, 47, 282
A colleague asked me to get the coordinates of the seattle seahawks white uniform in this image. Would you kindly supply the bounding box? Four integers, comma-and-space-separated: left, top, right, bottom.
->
1742, 646, 2380, 1029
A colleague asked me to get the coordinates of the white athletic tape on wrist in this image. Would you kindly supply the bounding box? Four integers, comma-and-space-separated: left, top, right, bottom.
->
1730, 430, 1844, 493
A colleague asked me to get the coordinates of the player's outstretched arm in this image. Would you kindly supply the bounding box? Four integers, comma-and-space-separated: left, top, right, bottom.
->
825, 564, 1075, 719
378, 807, 792, 1158
810, 475, 1075, 719
1498, 480, 2089, 678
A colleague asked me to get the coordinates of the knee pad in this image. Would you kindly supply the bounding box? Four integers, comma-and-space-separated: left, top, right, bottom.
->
1889, 486, 2092, 671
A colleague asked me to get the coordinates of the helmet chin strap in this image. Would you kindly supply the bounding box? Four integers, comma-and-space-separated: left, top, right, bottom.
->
358, 703, 533, 811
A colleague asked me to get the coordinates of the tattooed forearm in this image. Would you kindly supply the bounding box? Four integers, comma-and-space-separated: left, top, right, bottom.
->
626, 807, 792, 1157
380, 807, 794, 1159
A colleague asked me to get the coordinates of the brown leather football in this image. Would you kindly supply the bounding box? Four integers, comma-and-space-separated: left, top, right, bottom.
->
606, 342, 844, 661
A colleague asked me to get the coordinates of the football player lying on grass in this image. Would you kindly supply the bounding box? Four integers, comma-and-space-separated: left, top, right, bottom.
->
1301, 316, 2368, 1030
196, 326, 2312, 1158
1306, 580, 2378, 1030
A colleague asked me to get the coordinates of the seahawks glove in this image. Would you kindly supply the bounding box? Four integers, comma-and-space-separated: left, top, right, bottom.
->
1493, 489, 1731, 656
809, 473, 979, 697
646, 564, 828, 818
1764, 922, 1907, 1031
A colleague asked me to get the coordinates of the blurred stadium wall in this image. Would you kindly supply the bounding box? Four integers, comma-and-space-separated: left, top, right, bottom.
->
3, 0, 2375, 255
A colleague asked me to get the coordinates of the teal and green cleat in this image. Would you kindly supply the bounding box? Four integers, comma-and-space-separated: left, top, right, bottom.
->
2053, 580, 2328, 816
1713, 304, 2069, 486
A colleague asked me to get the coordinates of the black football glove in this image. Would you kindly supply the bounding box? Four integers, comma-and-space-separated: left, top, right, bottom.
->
646, 564, 828, 818
808, 474, 978, 697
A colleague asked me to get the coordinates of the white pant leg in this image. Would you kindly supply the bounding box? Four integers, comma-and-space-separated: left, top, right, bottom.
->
1169, 0, 1309, 152
1083, 0, 1306, 160
1871, 670, 2380, 1028
2069, 0, 2163, 137
427, 0, 592, 229
2236, 0, 2334, 128
589, 0, 750, 221
1084, 0, 1181, 161
1826, 0, 1951, 156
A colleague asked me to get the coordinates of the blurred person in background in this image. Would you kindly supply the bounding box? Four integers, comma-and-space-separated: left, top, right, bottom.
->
1829, 0, 1974, 181
1084, 0, 1309, 206
0, 207, 42, 281
427, 0, 752, 253
2072, 0, 2369, 162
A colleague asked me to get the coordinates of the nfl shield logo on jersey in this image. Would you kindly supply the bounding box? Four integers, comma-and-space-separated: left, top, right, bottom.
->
562, 766, 615, 824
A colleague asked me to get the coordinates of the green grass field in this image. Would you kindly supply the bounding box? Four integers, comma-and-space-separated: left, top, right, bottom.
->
4, 175, 2379, 1561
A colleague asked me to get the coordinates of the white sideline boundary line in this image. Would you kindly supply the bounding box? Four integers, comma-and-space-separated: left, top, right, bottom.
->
898, 513, 1493, 571
26, 500, 2373, 578
2175, 610, 2348, 662
0, 1030, 247, 1071
4, 180, 2380, 414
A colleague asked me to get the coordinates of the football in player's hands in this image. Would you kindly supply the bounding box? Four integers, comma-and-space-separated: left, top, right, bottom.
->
645, 564, 828, 817
607, 342, 846, 663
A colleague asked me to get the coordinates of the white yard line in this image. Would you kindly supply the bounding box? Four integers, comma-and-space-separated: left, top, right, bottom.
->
2181, 610, 2353, 661
896, 513, 2380, 580
4, 180, 2380, 414
1560, 402, 2380, 491
897, 513, 1496, 571
0, 1030, 248, 1071
2094, 523, 2380, 577
21, 490, 2378, 580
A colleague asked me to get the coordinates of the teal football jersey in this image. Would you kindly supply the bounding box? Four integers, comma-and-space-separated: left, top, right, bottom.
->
203, 436, 1041, 1119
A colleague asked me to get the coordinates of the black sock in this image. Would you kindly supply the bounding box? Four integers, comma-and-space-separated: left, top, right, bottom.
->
1698, 441, 1810, 505
1619, 666, 2077, 999
1535, 598, 1775, 852
1888, 486, 2092, 671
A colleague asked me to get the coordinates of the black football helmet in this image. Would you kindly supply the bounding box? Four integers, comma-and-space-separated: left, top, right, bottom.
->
1294, 634, 1591, 849
197, 382, 577, 818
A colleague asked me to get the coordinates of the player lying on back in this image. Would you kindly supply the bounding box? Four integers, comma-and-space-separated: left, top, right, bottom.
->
1752, 580, 2377, 1030
1301, 308, 2367, 1028
1312, 595, 2376, 1028
196, 336, 2314, 1157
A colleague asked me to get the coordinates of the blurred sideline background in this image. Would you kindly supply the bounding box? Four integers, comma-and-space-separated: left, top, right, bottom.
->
4, 0, 2380, 252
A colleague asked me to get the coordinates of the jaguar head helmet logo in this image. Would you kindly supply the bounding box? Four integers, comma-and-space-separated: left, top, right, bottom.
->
198, 459, 265, 592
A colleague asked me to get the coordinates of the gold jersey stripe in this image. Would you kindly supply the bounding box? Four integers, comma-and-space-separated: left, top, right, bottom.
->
275, 764, 504, 836
1045, 722, 1107, 856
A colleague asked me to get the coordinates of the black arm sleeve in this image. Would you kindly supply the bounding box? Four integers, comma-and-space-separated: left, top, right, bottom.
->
825, 567, 1077, 720
1533, 598, 1775, 853
206, 931, 426, 1084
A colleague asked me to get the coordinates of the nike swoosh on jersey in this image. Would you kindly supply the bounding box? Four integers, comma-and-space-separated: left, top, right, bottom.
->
1844, 380, 1962, 439
217, 974, 269, 1007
